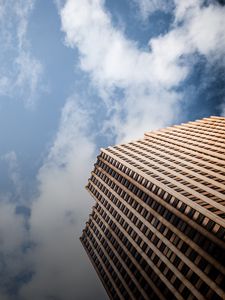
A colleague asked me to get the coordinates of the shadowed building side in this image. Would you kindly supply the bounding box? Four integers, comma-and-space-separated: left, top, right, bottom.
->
80, 116, 225, 300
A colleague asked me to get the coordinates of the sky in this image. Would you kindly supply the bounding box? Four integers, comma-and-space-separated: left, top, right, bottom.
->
0, 0, 225, 299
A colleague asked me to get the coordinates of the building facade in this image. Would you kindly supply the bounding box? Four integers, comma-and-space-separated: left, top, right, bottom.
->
80, 116, 225, 300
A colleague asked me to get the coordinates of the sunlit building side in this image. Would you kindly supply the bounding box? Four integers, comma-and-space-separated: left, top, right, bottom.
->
80, 116, 225, 300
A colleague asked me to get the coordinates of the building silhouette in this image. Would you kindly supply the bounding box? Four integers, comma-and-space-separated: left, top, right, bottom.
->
80, 116, 225, 300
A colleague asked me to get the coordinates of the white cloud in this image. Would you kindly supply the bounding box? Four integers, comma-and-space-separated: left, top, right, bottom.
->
60, 0, 185, 90
59, 0, 225, 142
174, 0, 202, 21
0, 0, 44, 107
173, 0, 225, 60
20, 97, 107, 300
187, 6, 225, 60
59, 0, 184, 142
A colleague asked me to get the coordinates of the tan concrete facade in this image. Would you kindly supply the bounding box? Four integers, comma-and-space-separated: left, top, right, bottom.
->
80, 116, 225, 299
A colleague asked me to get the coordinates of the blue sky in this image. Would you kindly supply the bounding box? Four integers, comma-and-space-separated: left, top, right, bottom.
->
0, 0, 225, 299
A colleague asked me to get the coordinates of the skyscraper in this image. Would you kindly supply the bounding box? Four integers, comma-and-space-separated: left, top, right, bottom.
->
80, 116, 225, 300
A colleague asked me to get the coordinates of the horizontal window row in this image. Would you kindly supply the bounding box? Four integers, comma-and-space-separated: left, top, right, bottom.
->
132, 140, 225, 187
161, 129, 225, 155
139, 138, 225, 176
111, 145, 224, 208
156, 130, 224, 158
144, 134, 225, 171
170, 125, 225, 145
96, 157, 225, 237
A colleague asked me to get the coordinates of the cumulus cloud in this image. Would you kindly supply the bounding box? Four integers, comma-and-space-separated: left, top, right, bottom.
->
60, 0, 182, 142
175, 0, 225, 58
0, 0, 43, 107
60, 0, 185, 90
20, 97, 106, 300
59, 0, 225, 142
